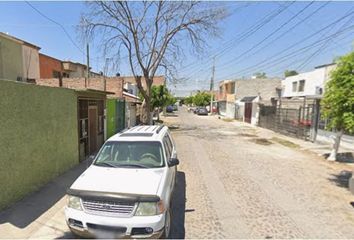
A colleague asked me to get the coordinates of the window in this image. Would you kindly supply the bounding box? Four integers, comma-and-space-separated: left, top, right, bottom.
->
219, 86, 223, 94
163, 136, 172, 159
299, 80, 305, 92
94, 141, 165, 168
230, 82, 235, 94
292, 82, 298, 92
52, 71, 60, 78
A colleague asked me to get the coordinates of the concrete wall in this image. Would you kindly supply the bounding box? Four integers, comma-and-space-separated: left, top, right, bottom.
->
22, 45, 40, 80
0, 80, 78, 210
226, 102, 235, 119
234, 78, 281, 101
69, 65, 86, 78
0, 35, 23, 81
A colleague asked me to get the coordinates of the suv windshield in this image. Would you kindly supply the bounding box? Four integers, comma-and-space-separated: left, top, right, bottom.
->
94, 141, 165, 168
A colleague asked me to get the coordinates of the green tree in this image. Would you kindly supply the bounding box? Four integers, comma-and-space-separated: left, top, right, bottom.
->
184, 96, 194, 105
193, 92, 212, 106
284, 70, 298, 77
321, 51, 354, 161
140, 85, 175, 120
254, 72, 267, 78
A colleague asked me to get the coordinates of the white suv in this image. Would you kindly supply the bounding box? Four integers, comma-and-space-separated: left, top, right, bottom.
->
65, 125, 179, 238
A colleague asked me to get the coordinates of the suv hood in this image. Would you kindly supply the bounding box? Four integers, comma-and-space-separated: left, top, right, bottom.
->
70, 166, 165, 196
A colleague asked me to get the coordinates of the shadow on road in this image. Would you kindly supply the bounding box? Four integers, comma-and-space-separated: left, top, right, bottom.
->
328, 170, 352, 189
0, 159, 92, 229
170, 171, 186, 239
323, 152, 354, 163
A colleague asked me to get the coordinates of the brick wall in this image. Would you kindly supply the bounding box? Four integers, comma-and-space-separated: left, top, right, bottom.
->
122, 75, 165, 88
37, 77, 124, 98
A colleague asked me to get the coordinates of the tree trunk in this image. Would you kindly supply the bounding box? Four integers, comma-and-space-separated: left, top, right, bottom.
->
141, 96, 152, 125
327, 130, 343, 161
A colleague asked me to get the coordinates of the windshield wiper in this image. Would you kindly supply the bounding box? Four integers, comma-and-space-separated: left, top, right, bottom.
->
94, 162, 118, 168
116, 163, 148, 169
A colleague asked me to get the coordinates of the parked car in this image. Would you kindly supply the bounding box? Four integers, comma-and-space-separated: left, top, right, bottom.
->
172, 104, 178, 111
166, 105, 174, 113
197, 107, 208, 116
65, 125, 179, 239
193, 107, 201, 114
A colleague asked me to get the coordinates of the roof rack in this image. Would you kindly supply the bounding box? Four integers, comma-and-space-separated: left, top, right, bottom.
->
155, 125, 165, 134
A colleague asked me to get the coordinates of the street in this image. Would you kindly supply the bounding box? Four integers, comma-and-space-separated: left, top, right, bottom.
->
1, 106, 354, 238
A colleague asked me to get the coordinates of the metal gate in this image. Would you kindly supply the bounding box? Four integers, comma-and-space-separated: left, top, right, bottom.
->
259, 105, 315, 140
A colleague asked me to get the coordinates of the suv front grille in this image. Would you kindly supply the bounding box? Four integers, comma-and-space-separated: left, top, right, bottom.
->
82, 199, 136, 217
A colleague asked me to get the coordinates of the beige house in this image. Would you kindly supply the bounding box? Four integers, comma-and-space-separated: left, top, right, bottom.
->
0, 32, 40, 83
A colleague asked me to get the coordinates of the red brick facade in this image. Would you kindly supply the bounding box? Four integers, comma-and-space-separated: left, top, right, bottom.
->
39, 54, 63, 79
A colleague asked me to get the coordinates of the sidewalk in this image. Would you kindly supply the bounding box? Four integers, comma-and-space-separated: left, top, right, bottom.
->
0, 157, 92, 239
215, 115, 354, 166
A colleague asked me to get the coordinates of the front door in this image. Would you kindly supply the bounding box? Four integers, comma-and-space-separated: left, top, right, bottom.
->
88, 106, 98, 154
244, 102, 252, 123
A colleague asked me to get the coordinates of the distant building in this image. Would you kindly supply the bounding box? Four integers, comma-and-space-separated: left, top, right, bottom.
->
216, 80, 235, 117
40, 54, 101, 79
216, 78, 281, 125
0, 32, 40, 83
234, 78, 281, 125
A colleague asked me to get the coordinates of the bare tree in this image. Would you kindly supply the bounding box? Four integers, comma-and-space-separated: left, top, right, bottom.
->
81, 1, 227, 124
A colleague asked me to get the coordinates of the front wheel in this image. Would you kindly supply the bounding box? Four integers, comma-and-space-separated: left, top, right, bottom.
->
161, 209, 171, 239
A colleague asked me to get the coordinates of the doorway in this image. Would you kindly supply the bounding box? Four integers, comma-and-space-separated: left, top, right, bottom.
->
244, 102, 252, 123
88, 106, 98, 154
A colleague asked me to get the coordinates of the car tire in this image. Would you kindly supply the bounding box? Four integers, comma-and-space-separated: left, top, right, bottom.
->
161, 209, 171, 239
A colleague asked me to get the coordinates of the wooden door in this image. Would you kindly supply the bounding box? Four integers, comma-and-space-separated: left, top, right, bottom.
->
244, 102, 252, 123
88, 106, 98, 154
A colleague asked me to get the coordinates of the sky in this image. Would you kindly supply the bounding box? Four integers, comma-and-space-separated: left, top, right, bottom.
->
0, 1, 353, 96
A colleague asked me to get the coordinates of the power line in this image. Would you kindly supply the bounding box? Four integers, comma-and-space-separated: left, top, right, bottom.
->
215, 1, 313, 72
296, 8, 354, 70
182, 3, 294, 79
215, 1, 328, 73
180, 3, 289, 73
270, 34, 354, 76
218, 10, 354, 80
25, 1, 85, 55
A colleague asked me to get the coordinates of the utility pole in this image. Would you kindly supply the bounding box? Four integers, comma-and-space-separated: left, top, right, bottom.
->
103, 58, 110, 92
210, 57, 215, 114
86, 43, 90, 87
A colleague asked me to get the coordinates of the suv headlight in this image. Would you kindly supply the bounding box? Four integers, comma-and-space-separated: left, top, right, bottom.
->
135, 200, 165, 216
67, 195, 82, 211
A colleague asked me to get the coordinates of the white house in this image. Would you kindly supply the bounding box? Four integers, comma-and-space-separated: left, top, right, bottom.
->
282, 63, 336, 98
281, 63, 353, 149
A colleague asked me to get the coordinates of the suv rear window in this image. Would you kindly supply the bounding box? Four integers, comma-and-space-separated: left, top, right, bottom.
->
94, 141, 165, 168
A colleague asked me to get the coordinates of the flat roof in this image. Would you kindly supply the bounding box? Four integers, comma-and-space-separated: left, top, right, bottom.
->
0, 32, 41, 50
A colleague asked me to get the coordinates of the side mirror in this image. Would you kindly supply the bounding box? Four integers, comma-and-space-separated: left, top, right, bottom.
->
168, 158, 179, 167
